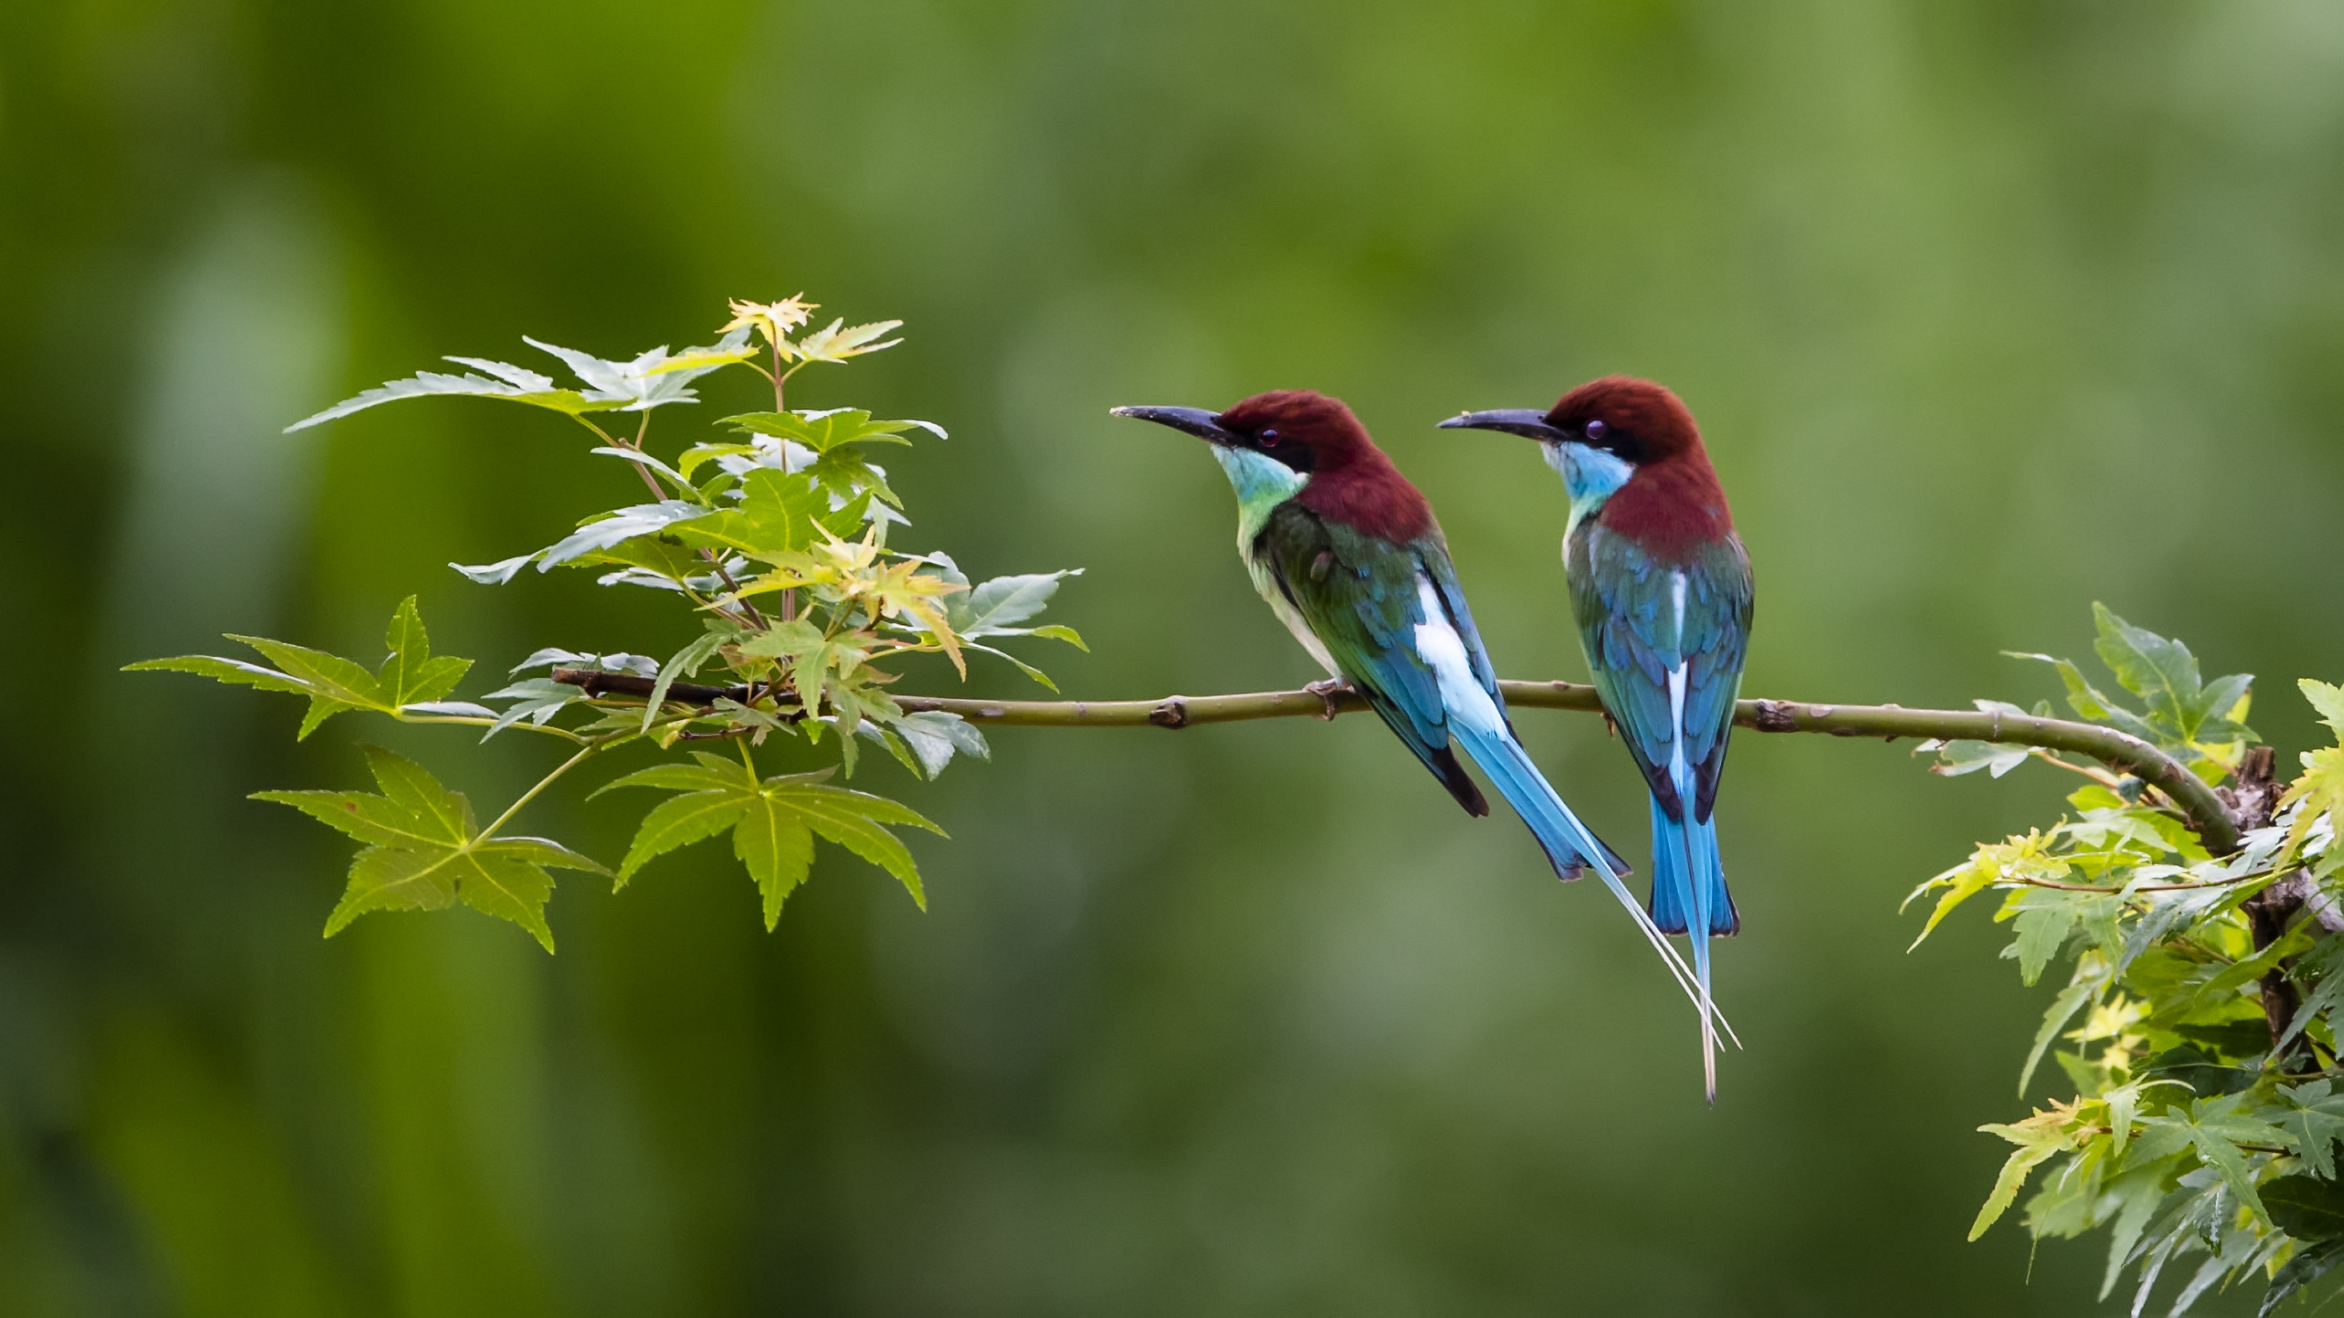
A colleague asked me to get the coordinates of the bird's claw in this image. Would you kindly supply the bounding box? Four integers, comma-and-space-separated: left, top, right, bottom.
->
1303, 677, 1352, 721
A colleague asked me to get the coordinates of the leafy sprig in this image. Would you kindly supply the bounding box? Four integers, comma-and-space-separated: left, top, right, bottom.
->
596, 748, 943, 930
129, 596, 482, 738
135, 295, 1082, 946
1914, 609, 2344, 1315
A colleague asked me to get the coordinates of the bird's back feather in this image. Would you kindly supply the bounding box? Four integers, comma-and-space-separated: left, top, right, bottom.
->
1250, 502, 1488, 816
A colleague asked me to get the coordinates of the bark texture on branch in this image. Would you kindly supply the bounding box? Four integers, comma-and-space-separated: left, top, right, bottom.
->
2227, 747, 2309, 1055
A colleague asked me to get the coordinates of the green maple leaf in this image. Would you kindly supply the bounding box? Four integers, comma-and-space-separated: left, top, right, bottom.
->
127, 596, 475, 738
256, 746, 604, 951
284, 329, 756, 429
673, 469, 867, 562
2007, 604, 2257, 760
719, 407, 943, 453
2272, 1081, 2344, 1181
596, 751, 943, 928
2127, 1093, 2290, 1225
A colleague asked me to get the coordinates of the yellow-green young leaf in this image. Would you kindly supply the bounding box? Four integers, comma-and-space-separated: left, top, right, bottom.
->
2282, 745, 2344, 867
1907, 833, 2063, 951
2304, 679, 2344, 741
1971, 1108, 2085, 1240
784, 320, 904, 366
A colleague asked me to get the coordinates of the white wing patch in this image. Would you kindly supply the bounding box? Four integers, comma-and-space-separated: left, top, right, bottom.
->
1667, 663, 1690, 795
1412, 574, 1502, 736
1667, 571, 1691, 795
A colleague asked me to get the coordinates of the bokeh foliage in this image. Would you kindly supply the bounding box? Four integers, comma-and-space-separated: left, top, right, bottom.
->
4, 1, 2344, 1314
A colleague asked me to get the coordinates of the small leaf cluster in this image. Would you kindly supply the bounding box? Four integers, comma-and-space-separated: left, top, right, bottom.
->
135, 295, 1083, 948
1913, 607, 2344, 1315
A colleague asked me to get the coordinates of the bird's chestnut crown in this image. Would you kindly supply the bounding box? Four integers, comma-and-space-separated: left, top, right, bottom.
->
1544, 376, 1703, 467
1212, 390, 1377, 474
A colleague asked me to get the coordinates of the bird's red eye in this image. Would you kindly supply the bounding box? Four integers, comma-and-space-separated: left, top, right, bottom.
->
1259, 429, 1280, 446
1585, 419, 1607, 441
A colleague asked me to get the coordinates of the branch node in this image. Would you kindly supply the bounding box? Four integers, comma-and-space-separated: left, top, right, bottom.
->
1149, 697, 1189, 729
1751, 700, 1798, 732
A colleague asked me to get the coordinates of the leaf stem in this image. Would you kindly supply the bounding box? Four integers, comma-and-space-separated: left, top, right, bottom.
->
394, 711, 590, 744
571, 411, 768, 630
475, 740, 613, 845
2029, 749, 2126, 788
575, 414, 675, 504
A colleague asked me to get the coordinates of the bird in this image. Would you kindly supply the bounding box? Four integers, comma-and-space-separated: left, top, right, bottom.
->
1113, 390, 1716, 1019
1443, 377, 1753, 1100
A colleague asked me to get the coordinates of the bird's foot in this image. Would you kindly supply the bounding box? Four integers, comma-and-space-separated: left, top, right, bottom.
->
1303, 677, 1353, 721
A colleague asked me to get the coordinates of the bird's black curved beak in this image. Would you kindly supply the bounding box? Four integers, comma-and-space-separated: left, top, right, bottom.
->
1439, 409, 1570, 442
1110, 405, 1239, 446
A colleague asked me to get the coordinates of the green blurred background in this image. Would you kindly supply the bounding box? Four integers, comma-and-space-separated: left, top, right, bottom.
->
5, 1, 2343, 1313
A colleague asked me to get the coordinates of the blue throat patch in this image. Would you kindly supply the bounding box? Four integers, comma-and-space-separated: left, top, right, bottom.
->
1545, 441, 1634, 537
1213, 446, 1311, 545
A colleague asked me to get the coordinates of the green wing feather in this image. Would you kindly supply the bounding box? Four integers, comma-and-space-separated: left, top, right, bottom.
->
1251, 502, 1489, 815
1568, 525, 1753, 823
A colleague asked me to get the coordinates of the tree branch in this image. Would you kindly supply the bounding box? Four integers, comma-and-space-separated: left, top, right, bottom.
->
553, 668, 2244, 852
